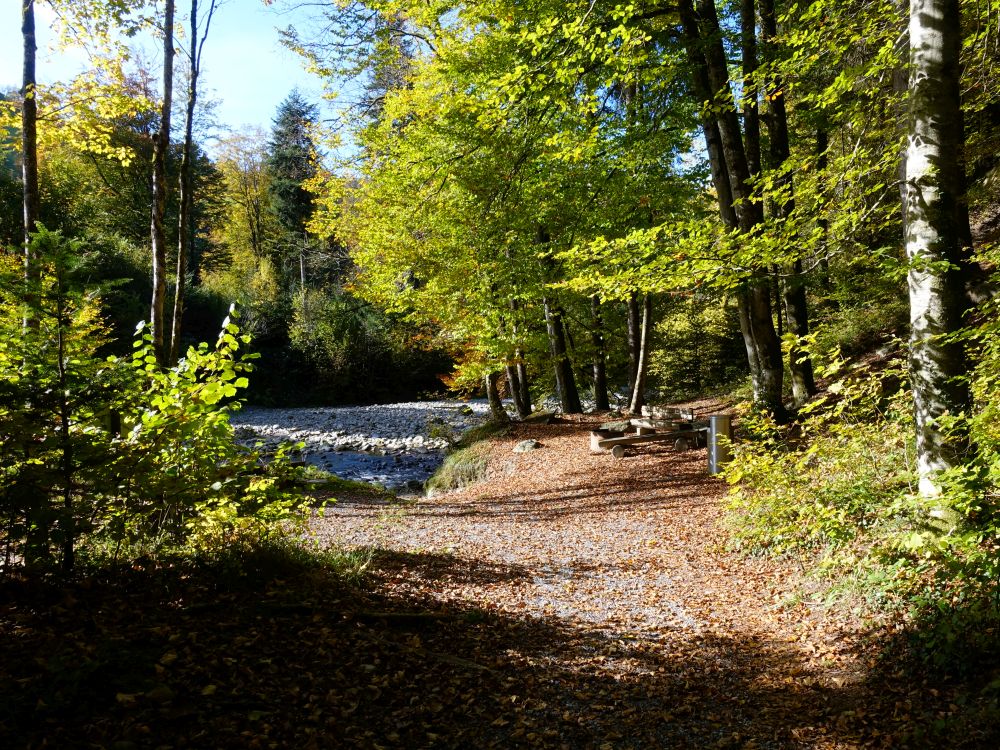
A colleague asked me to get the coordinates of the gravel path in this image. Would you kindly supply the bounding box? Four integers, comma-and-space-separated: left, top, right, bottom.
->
314, 414, 779, 637
310, 412, 879, 747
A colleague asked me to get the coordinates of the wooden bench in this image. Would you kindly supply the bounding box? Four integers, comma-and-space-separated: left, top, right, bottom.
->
589, 414, 708, 458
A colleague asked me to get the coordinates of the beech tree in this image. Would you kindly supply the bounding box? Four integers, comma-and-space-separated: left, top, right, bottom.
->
680, 0, 786, 422
904, 0, 972, 498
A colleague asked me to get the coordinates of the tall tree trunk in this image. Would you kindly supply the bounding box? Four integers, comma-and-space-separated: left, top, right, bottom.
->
21, 0, 39, 250
485, 372, 510, 423
694, 0, 761, 231
55, 275, 75, 572
760, 0, 816, 406
626, 293, 641, 398
544, 297, 582, 414
150, 0, 176, 366
170, 0, 215, 363
894, 0, 910, 237
170, 0, 199, 365
505, 363, 531, 418
905, 0, 971, 499
816, 128, 832, 289
538, 229, 581, 414
741, 0, 762, 179
628, 295, 652, 415
507, 295, 532, 414
21, 0, 40, 333
771, 268, 783, 337
781, 262, 816, 405
516, 353, 530, 413
682, 0, 786, 421
590, 296, 610, 411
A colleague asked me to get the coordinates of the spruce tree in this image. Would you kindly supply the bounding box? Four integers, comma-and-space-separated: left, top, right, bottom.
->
266, 90, 318, 240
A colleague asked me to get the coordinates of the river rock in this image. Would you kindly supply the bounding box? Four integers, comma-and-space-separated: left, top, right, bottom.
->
513, 439, 542, 453
229, 399, 498, 489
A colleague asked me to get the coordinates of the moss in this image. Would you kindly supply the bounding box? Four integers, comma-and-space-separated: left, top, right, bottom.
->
296, 465, 396, 499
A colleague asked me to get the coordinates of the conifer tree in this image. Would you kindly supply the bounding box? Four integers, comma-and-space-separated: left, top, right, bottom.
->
266, 90, 318, 241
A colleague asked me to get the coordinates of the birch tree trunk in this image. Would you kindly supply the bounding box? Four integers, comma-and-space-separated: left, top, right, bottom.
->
905, 0, 972, 498
150, 0, 176, 366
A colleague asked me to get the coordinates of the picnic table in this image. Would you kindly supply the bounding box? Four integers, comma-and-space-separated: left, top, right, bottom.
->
589, 408, 709, 459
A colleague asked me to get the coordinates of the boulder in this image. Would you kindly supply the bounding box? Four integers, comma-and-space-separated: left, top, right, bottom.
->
513, 439, 542, 453
520, 410, 557, 424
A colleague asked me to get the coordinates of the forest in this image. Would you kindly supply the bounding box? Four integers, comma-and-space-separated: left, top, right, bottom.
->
3, 0, 1000, 747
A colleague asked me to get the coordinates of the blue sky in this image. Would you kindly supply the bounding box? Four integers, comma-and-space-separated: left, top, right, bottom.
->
0, 1, 329, 141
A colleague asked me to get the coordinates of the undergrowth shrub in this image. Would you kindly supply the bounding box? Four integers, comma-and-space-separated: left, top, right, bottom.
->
189, 523, 372, 588
726, 307, 1000, 670
0, 228, 314, 572
726, 346, 916, 564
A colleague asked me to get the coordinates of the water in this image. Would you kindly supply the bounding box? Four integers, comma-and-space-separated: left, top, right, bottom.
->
300, 449, 445, 491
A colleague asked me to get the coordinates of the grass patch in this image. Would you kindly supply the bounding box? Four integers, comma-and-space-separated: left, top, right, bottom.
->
454, 419, 511, 449
424, 420, 510, 495
194, 532, 373, 588
296, 464, 396, 499
426, 442, 492, 495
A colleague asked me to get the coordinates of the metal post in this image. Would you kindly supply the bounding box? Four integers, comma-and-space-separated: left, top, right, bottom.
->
708, 414, 732, 475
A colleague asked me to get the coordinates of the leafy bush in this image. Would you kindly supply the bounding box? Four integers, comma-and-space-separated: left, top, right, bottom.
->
724, 312, 1000, 669
0, 229, 313, 572
726, 348, 916, 562
811, 297, 909, 360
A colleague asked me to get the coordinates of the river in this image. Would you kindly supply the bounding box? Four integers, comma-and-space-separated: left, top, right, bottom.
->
229, 400, 492, 490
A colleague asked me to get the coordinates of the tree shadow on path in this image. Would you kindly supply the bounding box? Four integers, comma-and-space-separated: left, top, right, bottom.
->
1, 547, 973, 750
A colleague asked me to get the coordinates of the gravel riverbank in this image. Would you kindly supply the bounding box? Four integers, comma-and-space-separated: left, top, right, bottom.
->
229, 400, 492, 489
